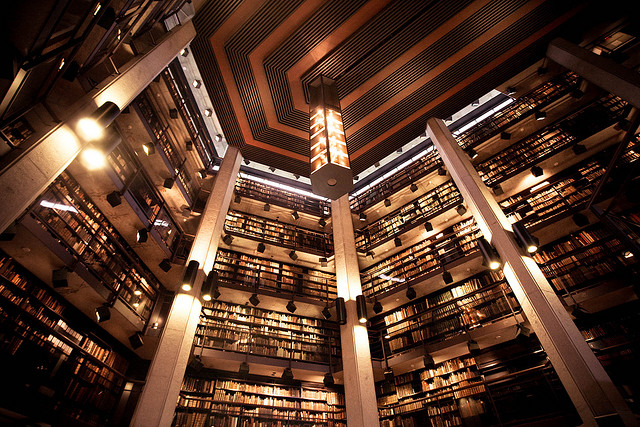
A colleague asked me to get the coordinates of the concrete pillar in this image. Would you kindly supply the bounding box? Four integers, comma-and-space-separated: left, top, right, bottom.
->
547, 37, 640, 108
0, 21, 196, 233
331, 195, 379, 427
131, 147, 242, 426
426, 118, 634, 426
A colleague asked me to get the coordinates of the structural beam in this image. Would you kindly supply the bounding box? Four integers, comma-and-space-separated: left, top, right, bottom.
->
547, 37, 640, 108
331, 195, 378, 427
0, 21, 196, 234
131, 146, 242, 426
426, 117, 634, 426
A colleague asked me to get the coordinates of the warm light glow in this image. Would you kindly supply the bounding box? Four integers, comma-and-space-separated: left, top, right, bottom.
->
80, 147, 106, 169
530, 181, 550, 193
134, 289, 142, 296
133, 300, 140, 308
40, 200, 78, 213
384, 333, 391, 339
489, 260, 501, 270
181, 284, 192, 291
202, 294, 212, 301
527, 245, 538, 254
359, 317, 367, 324
76, 118, 104, 141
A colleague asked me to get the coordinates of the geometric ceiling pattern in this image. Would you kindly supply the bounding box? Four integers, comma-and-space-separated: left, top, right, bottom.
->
192, 0, 588, 176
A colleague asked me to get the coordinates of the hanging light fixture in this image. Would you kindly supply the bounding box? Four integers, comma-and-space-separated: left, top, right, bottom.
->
308, 75, 353, 199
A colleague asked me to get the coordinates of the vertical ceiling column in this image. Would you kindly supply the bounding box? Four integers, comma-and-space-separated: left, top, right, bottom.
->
426, 117, 634, 426
0, 21, 196, 234
131, 146, 242, 426
331, 195, 378, 427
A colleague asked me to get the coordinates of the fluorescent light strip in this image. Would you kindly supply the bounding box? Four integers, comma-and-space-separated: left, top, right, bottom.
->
452, 98, 514, 136
239, 172, 329, 201
40, 200, 78, 213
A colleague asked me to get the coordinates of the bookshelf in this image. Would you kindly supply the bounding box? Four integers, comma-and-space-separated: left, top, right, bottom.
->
195, 300, 340, 363
29, 171, 159, 321
477, 94, 628, 187
360, 218, 481, 297
235, 176, 331, 217
224, 210, 333, 256
355, 180, 462, 251
214, 249, 337, 301
174, 371, 346, 426
455, 71, 580, 150
0, 252, 129, 426
349, 147, 443, 213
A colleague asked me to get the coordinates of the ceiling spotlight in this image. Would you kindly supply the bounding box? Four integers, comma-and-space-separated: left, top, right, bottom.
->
239, 361, 250, 376
534, 111, 546, 121
143, 142, 156, 156
359, 213, 367, 221
572, 144, 587, 155
106, 191, 122, 207
572, 212, 589, 227
243, 159, 250, 165
356, 295, 368, 324
394, 237, 402, 247
406, 286, 417, 300
571, 89, 584, 99
318, 218, 327, 227
257, 242, 266, 253
129, 332, 144, 349
292, 211, 300, 220
623, 251, 634, 259
204, 109, 213, 117
222, 234, 234, 245
423, 353, 435, 369
136, 228, 149, 243
192, 79, 202, 88
163, 178, 175, 189
472, 99, 480, 107
52, 267, 69, 288
512, 222, 539, 254
467, 149, 478, 160
442, 270, 453, 284
76, 102, 120, 142
444, 116, 453, 124
384, 198, 391, 207
384, 368, 394, 382
456, 205, 467, 216
374, 162, 380, 168
530, 166, 543, 177
396, 147, 403, 154
505, 86, 516, 95
286, 300, 297, 313
336, 297, 346, 325
196, 169, 207, 180
424, 222, 433, 232
493, 185, 504, 196
322, 305, 332, 319
537, 66, 548, 76
365, 251, 374, 259
288, 250, 298, 261
354, 175, 359, 181
323, 372, 335, 387
249, 293, 260, 306
180, 48, 189, 57
410, 183, 418, 192
320, 257, 328, 267
438, 167, 447, 176
212, 287, 221, 299
159, 258, 172, 272
467, 339, 480, 355
373, 299, 383, 314
182, 260, 199, 292
186, 140, 193, 151
269, 167, 276, 172
500, 131, 511, 140
384, 332, 391, 339
264, 203, 270, 211
477, 238, 501, 270
95, 304, 111, 322
282, 367, 294, 381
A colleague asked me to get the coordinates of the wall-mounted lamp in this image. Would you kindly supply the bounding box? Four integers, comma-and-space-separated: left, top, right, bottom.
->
477, 238, 501, 270
181, 260, 199, 292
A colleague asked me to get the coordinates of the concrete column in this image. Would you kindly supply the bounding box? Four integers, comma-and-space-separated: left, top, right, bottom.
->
131, 147, 242, 427
426, 118, 634, 426
0, 21, 196, 233
547, 37, 640, 108
331, 195, 379, 427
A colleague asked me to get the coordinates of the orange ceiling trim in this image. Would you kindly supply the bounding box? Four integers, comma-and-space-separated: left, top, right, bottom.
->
350, 4, 585, 160
340, 0, 492, 108
345, 0, 544, 138
286, 0, 394, 114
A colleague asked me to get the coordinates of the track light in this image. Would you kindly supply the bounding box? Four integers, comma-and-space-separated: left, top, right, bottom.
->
204, 109, 213, 117
257, 242, 266, 253
572, 144, 587, 155
318, 218, 327, 227
180, 48, 189, 57
289, 250, 298, 261
323, 372, 335, 387
320, 257, 328, 267
394, 237, 402, 247
182, 260, 199, 292
472, 99, 480, 106
438, 167, 447, 176
129, 332, 144, 349
336, 297, 346, 325
423, 354, 435, 369
384, 198, 391, 207
534, 111, 546, 121
373, 299, 383, 314
322, 305, 332, 319
359, 213, 367, 221
292, 211, 300, 220
512, 223, 539, 254
201, 271, 218, 301
506, 86, 516, 95
239, 361, 250, 376
264, 203, 270, 211
249, 293, 260, 306
456, 205, 467, 215
477, 238, 501, 270
356, 295, 368, 324
493, 185, 503, 196
52, 268, 69, 288
163, 178, 175, 189
530, 166, 543, 177
572, 212, 589, 227
410, 183, 418, 192
159, 258, 172, 272
467, 339, 480, 355
282, 367, 294, 381
222, 234, 234, 245
467, 149, 478, 160
406, 286, 416, 300
137, 228, 149, 243
269, 167, 276, 172
500, 131, 511, 140
143, 142, 156, 156
424, 222, 433, 232
442, 270, 453, 284
95, 304, 111, 322
286, 300, 297, 313
76, 101, 120, 141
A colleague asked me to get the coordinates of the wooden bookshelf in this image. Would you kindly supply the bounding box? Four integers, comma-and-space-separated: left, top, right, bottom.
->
360, 218, 481, 297
477, 94, 628, 187
29, 171, 160, 321
235, 176, 331, 217
455, 71, 580, 150
174, 372, 346, 426
224, 210, 333, 256
0, 252, 129, 426
195, 300, 340, 363
355, 180, 462, 251
214, 249, 337, 301
350, 147, 443, 213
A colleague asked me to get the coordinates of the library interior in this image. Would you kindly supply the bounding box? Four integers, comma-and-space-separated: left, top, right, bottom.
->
1, 1, 640, 426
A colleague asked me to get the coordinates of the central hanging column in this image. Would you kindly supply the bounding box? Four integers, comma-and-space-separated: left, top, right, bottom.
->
331, 195, 378, 427
426, 118, 634, 426
131, 147, 242, 426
